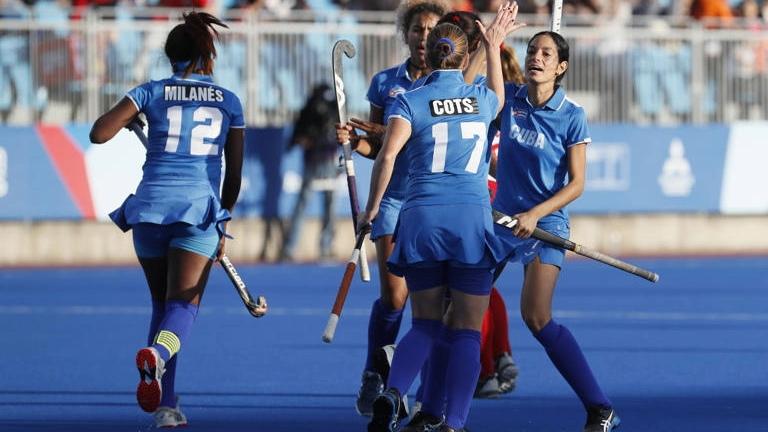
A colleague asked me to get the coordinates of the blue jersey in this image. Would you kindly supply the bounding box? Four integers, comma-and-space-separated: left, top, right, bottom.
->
387, 70, 503, 268
366, 60, 418, 239
110, 72, 245, 232
366, 60, 415, 202
491, 83, 590, 225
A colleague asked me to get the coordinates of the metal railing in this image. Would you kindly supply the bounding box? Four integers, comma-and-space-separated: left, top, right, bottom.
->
1, 8, 766, 126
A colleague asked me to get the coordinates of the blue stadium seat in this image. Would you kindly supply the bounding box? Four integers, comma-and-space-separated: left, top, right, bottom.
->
661, 44, 692, 117
631, 42, 665, 118
214, 38, 248, 106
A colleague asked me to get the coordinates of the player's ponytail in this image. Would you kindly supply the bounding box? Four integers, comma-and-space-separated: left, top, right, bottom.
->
165, 11, 228, 78
426, 23, 468, 71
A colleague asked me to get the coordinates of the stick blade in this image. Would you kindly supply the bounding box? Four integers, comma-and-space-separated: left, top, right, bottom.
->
247, 295, 268, 318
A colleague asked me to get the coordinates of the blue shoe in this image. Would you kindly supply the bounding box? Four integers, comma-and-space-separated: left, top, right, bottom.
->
582, 405, 621, 432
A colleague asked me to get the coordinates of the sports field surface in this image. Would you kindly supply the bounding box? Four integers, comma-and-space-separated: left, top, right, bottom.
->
1, 256, 766, 431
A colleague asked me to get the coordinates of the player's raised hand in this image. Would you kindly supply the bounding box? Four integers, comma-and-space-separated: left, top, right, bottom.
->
478, 1, 526, 49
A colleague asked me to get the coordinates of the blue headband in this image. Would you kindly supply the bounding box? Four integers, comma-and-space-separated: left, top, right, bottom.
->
172, 58, 204, 73
434, 37, 455, 59
172, 60, 190, 72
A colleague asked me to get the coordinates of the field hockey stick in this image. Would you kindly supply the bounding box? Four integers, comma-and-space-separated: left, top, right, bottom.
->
332, 39, 371, 283
551, 0, 563, 33
220, 254, 268, 317
322, 224, 371, 343
492, 210, 660, 283
127, 117, 268, 317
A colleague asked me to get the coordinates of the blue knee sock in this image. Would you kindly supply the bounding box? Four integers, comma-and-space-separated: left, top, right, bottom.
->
387, 318, 442, 397
419, 324, 450, 416
160, 355, 177, 407
443, 328, 481, 430
534, 319, 611, 409
365, 298, 404, 372
414, 360, 428, 403
152, 300, 198, 362
148, 300, 165, 346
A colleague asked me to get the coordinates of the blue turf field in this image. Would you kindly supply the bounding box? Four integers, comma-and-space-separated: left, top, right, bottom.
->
0, 256, 766, 431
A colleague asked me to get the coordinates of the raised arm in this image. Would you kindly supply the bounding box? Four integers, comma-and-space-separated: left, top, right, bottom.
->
478, 2, 526, 115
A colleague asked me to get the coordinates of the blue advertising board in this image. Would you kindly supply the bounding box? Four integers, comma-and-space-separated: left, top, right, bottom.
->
1, 122, 766, 221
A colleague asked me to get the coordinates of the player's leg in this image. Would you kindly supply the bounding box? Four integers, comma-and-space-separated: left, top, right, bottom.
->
488, 287, 518, 394
280, 174, 312, 261
370, 269, 444, 432
320, 188, 336, 260
357, 234, 408, 417
435, 268, 491, 432
475, 305, 500, 398
522, 254, 620, 432
133, 224, 172, 414
135, 223, 217, 414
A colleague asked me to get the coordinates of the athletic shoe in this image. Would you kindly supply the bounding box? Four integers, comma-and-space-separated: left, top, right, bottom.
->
495, 353, 519, 394
399, 410, 444, 432
474, 375, 500, 399
136, 347, 165, 413
582, 405, 621, 432
368, 387, 403, 432
356, 370, 383, 417
371, 345, 409, 418
154, 397, 187, 428
373, 344, 396, 386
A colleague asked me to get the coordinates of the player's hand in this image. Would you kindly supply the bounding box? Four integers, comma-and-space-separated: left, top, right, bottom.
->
216, 237, 226, 262
357, 210, 376, 234
348, 117, 386, 142
125, 114, 146, 131
335, 122, 361, 150
511, 211, 539, 239
478, 1, 526, 49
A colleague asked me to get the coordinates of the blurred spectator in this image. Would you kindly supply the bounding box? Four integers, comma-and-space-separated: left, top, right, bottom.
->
444, 0, 474, 11
686, 0, 733, 120
631, 19, 692, 123
689, 0, 734, 27
156, 0, 213, 7
727, 0, 767, 119
595, 0, 632, 121
633, 0, 670, 16
31, 0, 82, 120
346, 0, 398, 11
280, 84, 340, 262
0, 0, 42, 122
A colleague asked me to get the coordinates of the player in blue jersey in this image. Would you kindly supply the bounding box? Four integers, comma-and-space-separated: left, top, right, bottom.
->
336, 0, 449, 418
89, 12, 244, 429
345, 8, 506, 418
361, 4, 523, 432
490, 31, 621, 432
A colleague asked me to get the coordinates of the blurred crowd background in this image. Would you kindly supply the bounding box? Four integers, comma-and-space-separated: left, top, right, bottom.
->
1, 0, 767, 127
2, 0, 767, 265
